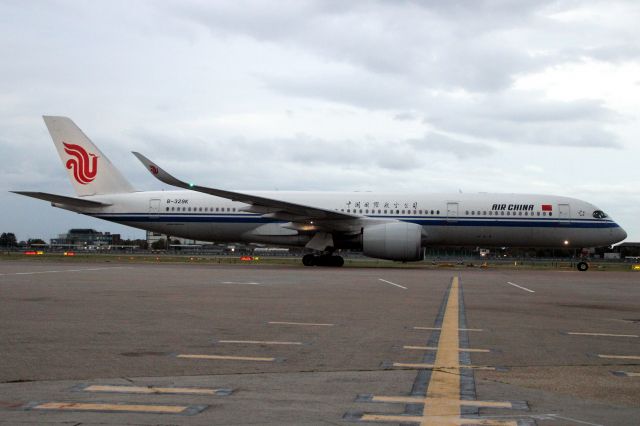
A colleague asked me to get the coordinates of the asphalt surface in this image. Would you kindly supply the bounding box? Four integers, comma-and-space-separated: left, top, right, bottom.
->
0, 260, 638, 425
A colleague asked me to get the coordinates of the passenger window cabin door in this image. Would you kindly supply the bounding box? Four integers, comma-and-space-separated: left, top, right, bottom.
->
558, 203, 570, 225
149, 198, 161, 218
446, 202, 458, 223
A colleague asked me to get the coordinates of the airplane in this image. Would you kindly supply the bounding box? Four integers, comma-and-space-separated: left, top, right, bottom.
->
12, 116, 627, 271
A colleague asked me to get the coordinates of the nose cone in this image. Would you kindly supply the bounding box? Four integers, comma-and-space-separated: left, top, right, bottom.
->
613, 225, 627, 243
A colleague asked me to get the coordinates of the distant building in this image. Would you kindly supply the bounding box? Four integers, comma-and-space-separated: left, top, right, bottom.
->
614, 242, 640, 258
146, 231, 165, 247
50, 229, 120, 249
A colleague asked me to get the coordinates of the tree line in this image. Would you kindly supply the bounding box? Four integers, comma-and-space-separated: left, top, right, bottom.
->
0, 232, 18, 247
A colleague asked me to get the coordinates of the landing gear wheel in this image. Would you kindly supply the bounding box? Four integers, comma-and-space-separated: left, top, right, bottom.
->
319, 255, 344, 267
301, 255, 344, 267
302, 254, 315, 266
316, 256, 330, 267
332, 256, 344, 267
577, 261, 589, 272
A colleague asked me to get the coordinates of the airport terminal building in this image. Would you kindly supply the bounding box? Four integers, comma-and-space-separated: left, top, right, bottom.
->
50, 229, 121, 250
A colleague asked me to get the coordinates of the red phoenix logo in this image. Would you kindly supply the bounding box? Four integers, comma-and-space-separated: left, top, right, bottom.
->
63, 142, 98, 185
149, 165, 159, 175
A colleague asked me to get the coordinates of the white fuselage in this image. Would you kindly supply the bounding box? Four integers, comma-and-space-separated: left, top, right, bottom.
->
57, 190, 627, 249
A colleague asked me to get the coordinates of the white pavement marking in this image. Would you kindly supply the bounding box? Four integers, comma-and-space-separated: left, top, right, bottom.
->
0, 267, 130, 276
32, 402, 191, 414
177, 354, 275, 362
598, 354, 640, 360
506, 281, 535, 293
613, 371, 640, 377
567, 332, 638, 338
220, 281, 262, 285
480, 414, 604, 426
83, 385, 221, 395
378, 279, 407, 290
369, 396, 513, 408
268, 321, 334, 326
218, 340, 303, 345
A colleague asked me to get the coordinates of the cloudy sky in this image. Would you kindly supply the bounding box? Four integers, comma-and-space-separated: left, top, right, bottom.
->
1, 0, 639, 242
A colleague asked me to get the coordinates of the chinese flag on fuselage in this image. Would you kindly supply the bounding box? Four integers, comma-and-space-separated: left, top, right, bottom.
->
541, 204, 553, 211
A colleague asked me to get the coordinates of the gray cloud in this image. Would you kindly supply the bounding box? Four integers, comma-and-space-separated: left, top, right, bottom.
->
171, 0, 630, 151
423, 94, 622, 148
394, 112, 418, 121
262, 71, 622, 149
408, 132, 496, 159
130, 130, 428, 174
263, 71, 419, 110
171, 0, 636, 94
173, 1, 543, 92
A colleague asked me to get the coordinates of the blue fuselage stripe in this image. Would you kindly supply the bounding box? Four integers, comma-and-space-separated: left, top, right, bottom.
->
92, 214, 620, 229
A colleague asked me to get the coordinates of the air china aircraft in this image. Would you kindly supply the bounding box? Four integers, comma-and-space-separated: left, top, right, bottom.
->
13, 116, 627, 271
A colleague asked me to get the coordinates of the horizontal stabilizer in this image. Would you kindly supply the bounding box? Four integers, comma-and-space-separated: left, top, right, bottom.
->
11, 191, 110, 208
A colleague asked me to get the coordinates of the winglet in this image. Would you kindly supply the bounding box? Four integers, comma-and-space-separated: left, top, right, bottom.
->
132, 152, 193, 190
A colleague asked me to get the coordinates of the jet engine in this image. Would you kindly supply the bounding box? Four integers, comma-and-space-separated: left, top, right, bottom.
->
362, 222, 424, 261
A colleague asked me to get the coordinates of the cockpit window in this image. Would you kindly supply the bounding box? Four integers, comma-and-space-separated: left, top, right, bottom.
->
593, 210, 608, 219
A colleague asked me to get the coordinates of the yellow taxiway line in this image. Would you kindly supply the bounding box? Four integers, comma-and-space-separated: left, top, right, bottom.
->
393, 362, 496, 371
404, 346, 490, 353
419, 275, 463, 424
413, 326, 483, 332
357, 276, 519, 425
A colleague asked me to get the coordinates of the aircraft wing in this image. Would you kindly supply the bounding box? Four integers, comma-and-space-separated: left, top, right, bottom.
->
132, 152, 357, 221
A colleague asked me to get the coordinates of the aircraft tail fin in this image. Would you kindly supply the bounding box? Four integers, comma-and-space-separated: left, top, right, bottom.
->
43, 116, 135, 196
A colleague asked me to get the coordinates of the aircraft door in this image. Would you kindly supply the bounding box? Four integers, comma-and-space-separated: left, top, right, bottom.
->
446, 202, 458, 223
149, 198, 161, 218
558, 203, 570, 224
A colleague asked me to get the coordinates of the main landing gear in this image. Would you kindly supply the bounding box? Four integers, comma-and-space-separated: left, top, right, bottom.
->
302, 254, 344, 267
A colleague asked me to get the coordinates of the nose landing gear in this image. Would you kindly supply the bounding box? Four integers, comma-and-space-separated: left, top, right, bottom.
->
576, 248, 590, 271
577, 261, 589, 271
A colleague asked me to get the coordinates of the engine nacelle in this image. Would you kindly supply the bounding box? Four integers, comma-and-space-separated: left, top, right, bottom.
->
362, 222, 424, 261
